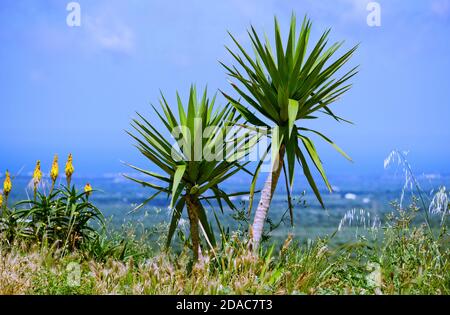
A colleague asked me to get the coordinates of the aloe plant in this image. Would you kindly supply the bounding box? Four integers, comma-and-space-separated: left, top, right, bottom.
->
14, 186, 104, 250
126, 86, 257, 261
222, 15, 358, 249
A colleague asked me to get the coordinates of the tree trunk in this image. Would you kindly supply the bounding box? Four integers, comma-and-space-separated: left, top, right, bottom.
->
185, 194, 201, 261
251, 144, 286, 251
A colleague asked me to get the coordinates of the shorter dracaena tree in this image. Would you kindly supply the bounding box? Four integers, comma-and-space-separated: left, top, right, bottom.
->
126, 86, 257, 261
222, 14, 358, 250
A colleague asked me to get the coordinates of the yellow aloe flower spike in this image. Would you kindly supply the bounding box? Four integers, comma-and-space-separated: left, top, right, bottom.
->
65, 153, 74, 187
84, 183, 92, 197
50, 154, 59, 183
3, 170, 12, 196
32, 161, 42, 200
0, 193, 3, 208
33, 160, 42, 186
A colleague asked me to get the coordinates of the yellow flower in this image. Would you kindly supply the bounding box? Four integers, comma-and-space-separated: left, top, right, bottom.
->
33, 160, 42, 186
0, 194, 3, 208
3, 171, 12, 196
65, 153, 74, 186
50, 154, 59, 183
84, 183, 92, 196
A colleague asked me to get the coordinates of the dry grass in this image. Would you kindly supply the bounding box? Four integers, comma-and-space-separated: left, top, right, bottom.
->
1, 201, 449, 295
1, 230, 448, 295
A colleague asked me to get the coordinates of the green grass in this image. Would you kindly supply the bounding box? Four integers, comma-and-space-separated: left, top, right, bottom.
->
1, 201, 448, 295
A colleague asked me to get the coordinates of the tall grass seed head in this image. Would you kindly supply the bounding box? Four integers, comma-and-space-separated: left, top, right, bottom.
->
3, 170, 12, 196
33, 160, 42, 186
429, 186, 448, 216
50, 154, 59, 182
281, 233, 293, 253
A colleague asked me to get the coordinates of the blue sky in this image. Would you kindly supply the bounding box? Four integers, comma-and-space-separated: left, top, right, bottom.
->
1, 0, 449, 177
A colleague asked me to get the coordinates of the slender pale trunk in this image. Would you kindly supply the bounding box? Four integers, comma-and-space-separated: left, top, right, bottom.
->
251, 144, 286, 251
185, 194, 201, 261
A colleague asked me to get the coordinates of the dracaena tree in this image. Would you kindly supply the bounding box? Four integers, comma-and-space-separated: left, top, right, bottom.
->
126, 86, 256, 261
222, 15, 358, 250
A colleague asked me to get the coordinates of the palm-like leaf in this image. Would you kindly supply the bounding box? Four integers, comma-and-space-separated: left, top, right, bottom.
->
222, 14, 358, 248
126, 86, 257, 259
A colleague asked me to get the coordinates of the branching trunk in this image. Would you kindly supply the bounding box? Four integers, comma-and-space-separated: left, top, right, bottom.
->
185, 194, 201, 261
251, 145, 286, 251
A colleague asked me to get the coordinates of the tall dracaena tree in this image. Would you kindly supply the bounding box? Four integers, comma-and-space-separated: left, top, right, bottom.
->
126, 86, 257, 261
221, 15, 358, 250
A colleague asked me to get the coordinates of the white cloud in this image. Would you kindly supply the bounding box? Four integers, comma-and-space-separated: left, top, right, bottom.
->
26, 2, 137, 58
84, 15, 135, 55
